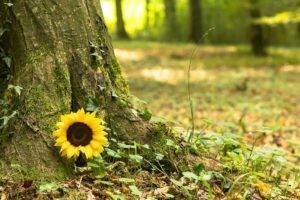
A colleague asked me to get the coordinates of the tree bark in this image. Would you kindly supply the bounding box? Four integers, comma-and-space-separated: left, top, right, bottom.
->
163, 0, 177, 40
0, 0, 158, 180
297, 23, 300, 42
188, 0, 202, 43
0, 3, 10, 96
249, 0, 267, 56
115, 0, 130, 39
144, 0, 150, 30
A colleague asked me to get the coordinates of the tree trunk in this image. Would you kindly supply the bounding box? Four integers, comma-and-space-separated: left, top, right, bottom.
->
115, 0, 130, 39
144, 0, 150, 30
249, 0, 267, 56
0, 3, 10, 97
297, 23, 300, 42
163, 0, 177, 40
0, 0, 158, 180
188, 0, 202, 43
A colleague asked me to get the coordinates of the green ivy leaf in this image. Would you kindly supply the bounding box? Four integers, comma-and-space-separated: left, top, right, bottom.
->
182, 171, 199, 181
200, 173, 212, 181
4, 3, 13, 7
88, 157, 107, 178
118, 178, 135, 183
8, 85, 23, 96
129, 154, 143, 163
106, 148, 122, 158
166, 139, 180, 150
111, 90, 119, 99
106, 191, 126, 200
129, 185, 142, 197
86, 98, 99, 112
0, 111, 17, 128
140, 108, 152, 121
170, 178, 183, 187
90, 52, 103, 60
0, 27, 8, 38
117, 142, 135, 149
155, 153, 164, 161
141, 144, 150, 149
3, 56, 11, 68
38, 182, 60, 192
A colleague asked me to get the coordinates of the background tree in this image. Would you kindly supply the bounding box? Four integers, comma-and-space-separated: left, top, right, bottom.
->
163, 0, 178, 40
249, 0, 267, 56
298, 23, 300, 39
144, 0, 151, 30
188, 0, 202, 43
115, 0, 130, 39
0, 0, 163, 179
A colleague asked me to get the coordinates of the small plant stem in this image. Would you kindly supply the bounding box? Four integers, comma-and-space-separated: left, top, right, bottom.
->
187, 27, 215, 143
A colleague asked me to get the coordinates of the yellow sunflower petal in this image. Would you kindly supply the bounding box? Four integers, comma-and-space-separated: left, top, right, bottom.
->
90, 112, 96, 117
93, 133, 107, 143
77, 108, 85, 119
90, 140, 101, 150
53, 130, 63, 137
97, 146, 104, 154
92, 146, 103, 157
60, 114, 68, 122
61, 141, 71, 151
56, 122, 64, 128
66, 145, 76, 159
57, 135, 67, 142
80, 145, 93, 159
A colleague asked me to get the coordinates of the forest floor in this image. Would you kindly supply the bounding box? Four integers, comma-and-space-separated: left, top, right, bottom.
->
116, 41, 300, 149
1, 41, 299, 199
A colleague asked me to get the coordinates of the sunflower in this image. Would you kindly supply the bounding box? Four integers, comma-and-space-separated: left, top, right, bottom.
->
53, 108, 107, 159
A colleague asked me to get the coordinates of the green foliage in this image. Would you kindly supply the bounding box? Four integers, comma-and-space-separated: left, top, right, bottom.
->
38, 182, 61, 192
0, 84, 22, 131
102, 0, 300, 45
106, 41, 300, 198
77, 123, 299, 199
256, 6, 300, 25
129, 185, 142, 197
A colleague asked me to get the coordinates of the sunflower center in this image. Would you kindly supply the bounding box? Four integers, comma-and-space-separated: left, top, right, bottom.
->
67, 122, 93, 147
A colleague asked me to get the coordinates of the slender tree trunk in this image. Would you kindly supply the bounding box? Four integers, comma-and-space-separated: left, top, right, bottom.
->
115, 0, 130, 39
297, 3, 300, 44
188, 0, 202, 43
297, 23, 300, 42
249, 0, 267, 56
163, 0, 177, 40
0, 0, 157, 180
144, 0, 150, 30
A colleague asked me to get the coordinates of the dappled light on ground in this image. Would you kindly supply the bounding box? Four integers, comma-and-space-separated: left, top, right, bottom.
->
114, 49, 146, 62
115, 41, 300, 153
280, 64, 300, 72
140, 68, 212, 84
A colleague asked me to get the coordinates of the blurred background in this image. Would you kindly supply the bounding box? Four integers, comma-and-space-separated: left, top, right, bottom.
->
101, 0, 300, 46
101, 0, 299, 149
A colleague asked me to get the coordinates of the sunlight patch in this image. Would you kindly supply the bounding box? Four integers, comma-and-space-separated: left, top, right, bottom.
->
115, 49, 145, 62
280, 65, 300, 72
140, 68, 215, 84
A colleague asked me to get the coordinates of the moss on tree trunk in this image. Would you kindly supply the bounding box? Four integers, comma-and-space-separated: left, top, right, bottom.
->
0, 0, 159, 180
